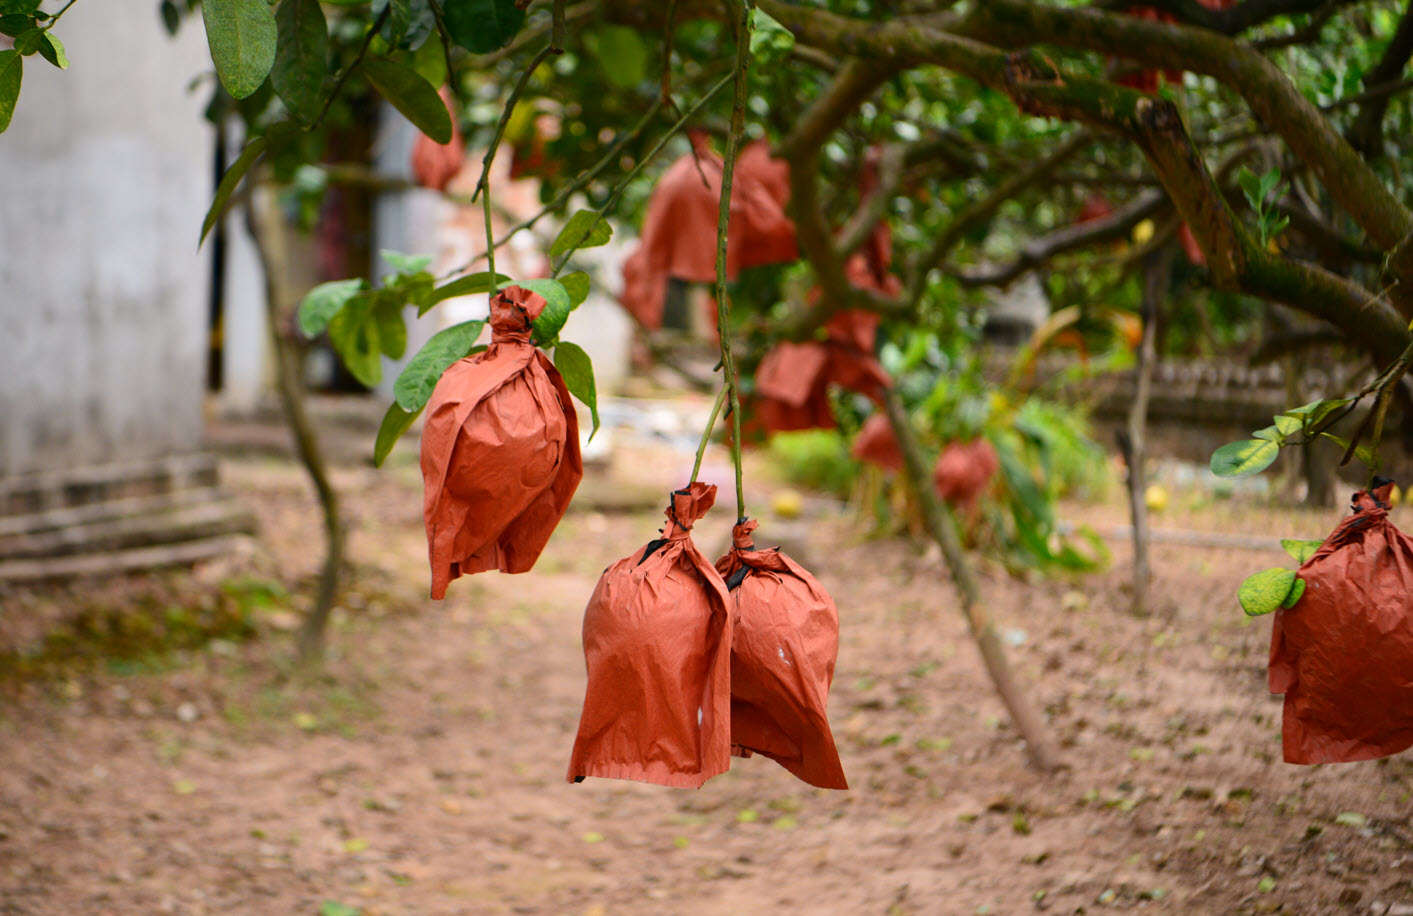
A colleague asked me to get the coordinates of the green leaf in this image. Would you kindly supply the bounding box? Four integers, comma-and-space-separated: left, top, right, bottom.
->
272, 0, 328, 125
1238, 567, 1299, 617
1272, 413, 1301, 437
202, 0, 277, 100
372, 292, 408, 360
36, 32, 66, 69
12, 27, 39, 54
361, 57, 450, 144
995, 437, 1053, 528
518, 279, 571, 346
408, 27, 446, 87
1281, 539, 1324, 564
1283, 577, 1306, 609
1237, 167, 1261, 209
592, 25, 648, 89
200, 133, 268, 246
160, 0, 181, 36
750, 6, 796, 66
373, 401, 422, 467
376, 0, 434, 50
297, 278, 365, 337
1209, 439, 1279, 478
443, 0, 524, 55
1251, 425, 1284, 444
554, 341, 599, 438
0, 1, 39, 13
381, 249, 433, 276
1320, 432, 1379, 469
559, 271, 590, 309
0, 50, 20, 134
1282, 397, 1351, 429
393, 320, 485, 411
327, 298, 383, 388
550, 210, 612, 259
419, 271, 511, 315
0, 14, 34, 37
1258, 167, 1281, 201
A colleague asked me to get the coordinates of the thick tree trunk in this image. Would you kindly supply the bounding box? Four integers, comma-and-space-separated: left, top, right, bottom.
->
244, 190, 346, 667
882, 389, 1063, 772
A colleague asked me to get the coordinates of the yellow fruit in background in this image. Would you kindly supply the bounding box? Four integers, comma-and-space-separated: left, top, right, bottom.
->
772, 489, 804, 519
1144, 484, 1169, 513
1391, 485, 1404, 506
1131, 219, 1155, 245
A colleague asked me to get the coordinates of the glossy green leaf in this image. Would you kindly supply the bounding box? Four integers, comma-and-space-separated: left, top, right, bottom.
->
1272, 413, 1301, 437
1210, 439, 1279, 478
200, 133, 267, 246
443, 0, 524, 54
373, 292, 408, 360
550, 210, 612, 259
202, 0, 277, 100
1283, 576, 1306, 609
1251, 425, 1283, 444
750, 6, 795, 65
1320, 432, 1379, 469
393, 320, 485, 411
361, 57, 450, 144
1281, 539, 1324, 564
1238, 567, 1299, 617
36, 32, 66, 69
408, 27, 446, 87
373, 402, 423, 467
419, 271, 512, 315
327, 298, 383, 388
559, 271, 590, 309
272, 0, 327, 125
592, 25, 648, 89
0, 50, 20, 134
297, 278, 365, 337
376, 0, 434, 50
519, 279, 571, 346
0, 1, 39, 14
0, 14, 34, 37
554, 341, 599, 438
12, 27, 39, 54
381, 249, 433, 276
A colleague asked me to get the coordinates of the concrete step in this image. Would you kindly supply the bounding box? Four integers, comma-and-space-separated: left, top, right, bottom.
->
0, 492, 256, 560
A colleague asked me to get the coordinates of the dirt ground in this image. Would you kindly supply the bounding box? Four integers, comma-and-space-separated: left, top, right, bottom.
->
4, 400, 1413, 916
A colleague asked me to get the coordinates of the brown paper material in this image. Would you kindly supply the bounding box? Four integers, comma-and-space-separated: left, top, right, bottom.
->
419, 286, 583, 599
619, 136, 797, 329
567, 483, 734, 788
715, 520, 848, 790
851, 413, 903, 472
410, 87, 465, 192
933, 438, 999, 514
1270, 482, 1413, 764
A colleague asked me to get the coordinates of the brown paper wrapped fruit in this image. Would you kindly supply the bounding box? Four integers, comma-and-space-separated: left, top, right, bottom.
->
419, 286, 583, 599
567, 483, 733, 788
715, 519, 848, 789
1270, 481, 1413, 764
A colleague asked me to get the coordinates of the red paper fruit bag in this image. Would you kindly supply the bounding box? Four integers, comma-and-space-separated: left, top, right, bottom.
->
850, 413, 903, 472
411, 87, 465, 192
419, 286, 583, 599
567, 483, 734, 788
715, 519, 848, 789
933, 438, 999, 514
1270, 482, 1413, 764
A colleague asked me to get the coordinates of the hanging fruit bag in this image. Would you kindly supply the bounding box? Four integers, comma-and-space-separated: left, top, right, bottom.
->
567, 483, 734, 788
1270, 481, 1413, 764
419, 286, 583, 599
715, 519, 848, 789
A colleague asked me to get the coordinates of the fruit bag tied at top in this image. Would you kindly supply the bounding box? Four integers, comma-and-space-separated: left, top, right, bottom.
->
567, 483, 733, 788
1270, 481, 1413, 764
419, 286, 583, 599
715, 519, 847, 789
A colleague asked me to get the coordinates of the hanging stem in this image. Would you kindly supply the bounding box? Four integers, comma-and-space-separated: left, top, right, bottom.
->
690, 386, 730, 483
711, 0, 755, 521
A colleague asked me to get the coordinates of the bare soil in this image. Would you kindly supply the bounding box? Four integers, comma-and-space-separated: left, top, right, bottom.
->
3, 408, 1412, 916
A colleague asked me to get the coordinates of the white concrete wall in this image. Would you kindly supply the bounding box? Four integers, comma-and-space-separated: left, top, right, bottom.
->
0, 7, 213, 475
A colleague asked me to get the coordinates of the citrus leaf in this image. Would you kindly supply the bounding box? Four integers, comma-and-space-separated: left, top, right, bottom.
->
200, 133, 268, 246
1282, 576, 1306, 609
559, 271, 590, 308
327, 298, 383, 387
202, 0, 277, 100
1251, 425, 1284, 444
373, 292, 408, 360
750, 6, 795, 65
550, 210, 612, 259
592, 25, 648, 89
36, 31, 66, 69
1238, 567, 1298, 617
272, 0, 327, 125
373, 402, 422, 467
554, 341, 599, 438
297, 279, 365, 337
381, 249, 433, 276
443, 0, 524, 54
1320, 432, 1379, 469
393, 320, 485, 411
1210, 439, 1279, 478
519, 279, 571, 345
419, 271, 511, 315
361, 57, 450, 144
0, 49, 20, 134
1280, 538, 1324, 564
1272, 413, 1301, 437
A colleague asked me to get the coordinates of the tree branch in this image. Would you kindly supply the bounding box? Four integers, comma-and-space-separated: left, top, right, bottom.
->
1348, 0, 1413, 158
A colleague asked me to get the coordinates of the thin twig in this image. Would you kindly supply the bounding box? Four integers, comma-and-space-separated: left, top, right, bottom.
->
689, 386, 729, 482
